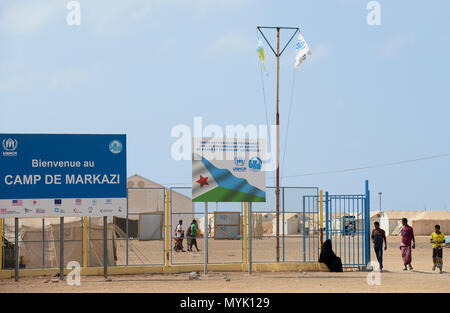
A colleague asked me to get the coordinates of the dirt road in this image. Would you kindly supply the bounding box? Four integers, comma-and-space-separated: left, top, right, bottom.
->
0, 236, 448, 293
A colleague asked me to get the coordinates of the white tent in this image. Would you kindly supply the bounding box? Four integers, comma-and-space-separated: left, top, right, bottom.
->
261, 213, 275, 222
2, 217, 115, 269
410, 211, 450, 235
198, 214, 214, 237
380, 211, 421, 235
127, 174, 194, 222
272, 213, 301, 235
370, 212, 382, 231
126, 174, 195, 239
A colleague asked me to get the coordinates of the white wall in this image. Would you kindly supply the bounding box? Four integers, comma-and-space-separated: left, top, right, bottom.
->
272, 217, 300, 235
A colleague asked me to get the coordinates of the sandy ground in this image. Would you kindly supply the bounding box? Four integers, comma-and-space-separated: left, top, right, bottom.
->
0, 236, 449, 293
117, 235, 321, 265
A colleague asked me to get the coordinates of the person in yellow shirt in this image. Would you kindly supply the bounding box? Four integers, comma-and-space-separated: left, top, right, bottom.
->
430, 225, 445, 273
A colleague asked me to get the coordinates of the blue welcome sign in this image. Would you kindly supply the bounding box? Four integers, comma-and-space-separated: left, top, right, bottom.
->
0, 134, 127, 217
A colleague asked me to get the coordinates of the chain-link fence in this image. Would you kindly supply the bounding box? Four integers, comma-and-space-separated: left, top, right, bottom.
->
250, 187, 319, 263
170, 187, 245, 265
1, 181, 373, 273
1, 186, 320, 270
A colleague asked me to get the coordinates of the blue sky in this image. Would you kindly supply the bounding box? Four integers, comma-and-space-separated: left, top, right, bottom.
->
0, 0, 449, 211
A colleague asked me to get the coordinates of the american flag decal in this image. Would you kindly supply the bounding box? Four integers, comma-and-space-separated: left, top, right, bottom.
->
12, 200, 23, 206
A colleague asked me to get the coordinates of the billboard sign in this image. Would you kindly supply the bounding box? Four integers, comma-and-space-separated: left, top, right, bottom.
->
0, 134, 127, 217
192, 137, 266, 202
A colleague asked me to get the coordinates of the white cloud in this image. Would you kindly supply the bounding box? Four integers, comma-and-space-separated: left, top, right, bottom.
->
0, 0, 158, 37
207, 33, 253, 56
0, 62, 92, 92
0, 0, 164, 36
82, 0, 158, 36
0, 0, 60, 35
84, 0, 254, 36
0, 0, 253, 37
380, 33, 416, 58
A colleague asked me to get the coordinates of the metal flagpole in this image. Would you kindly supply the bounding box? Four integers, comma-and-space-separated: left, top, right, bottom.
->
257, 26, 299, 262
275, 27, 280, 263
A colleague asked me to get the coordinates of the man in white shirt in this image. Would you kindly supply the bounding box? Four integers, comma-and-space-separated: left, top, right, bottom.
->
175, 220, 186, 252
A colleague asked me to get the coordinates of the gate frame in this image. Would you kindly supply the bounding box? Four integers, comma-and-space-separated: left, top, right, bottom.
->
322, 180, 371, 268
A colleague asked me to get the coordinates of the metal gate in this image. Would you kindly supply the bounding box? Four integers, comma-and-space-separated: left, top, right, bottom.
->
302, 194, 320, 262
303, 180, 371, 268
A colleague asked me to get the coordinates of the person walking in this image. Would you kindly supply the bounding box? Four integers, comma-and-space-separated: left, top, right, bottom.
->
430, 224, 445, 273
400, 218, 415, 271
185, 222, 192, 251
371, 221, 387, 271
188, 220, 201, 252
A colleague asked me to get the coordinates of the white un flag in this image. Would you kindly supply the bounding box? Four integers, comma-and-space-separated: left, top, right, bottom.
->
295, 32, 311, 68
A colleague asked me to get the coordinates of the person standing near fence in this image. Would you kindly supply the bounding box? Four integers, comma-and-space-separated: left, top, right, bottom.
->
175, 220, 185, 252
400, 218, 415, 271
430, 224, 445, 273
188, 220, 201, 252
371, 221, 387, 271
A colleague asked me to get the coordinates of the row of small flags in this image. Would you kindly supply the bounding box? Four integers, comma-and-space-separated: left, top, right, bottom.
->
11, 199, 113, 206
257, 31, 311, 74
12, 199, 73, 206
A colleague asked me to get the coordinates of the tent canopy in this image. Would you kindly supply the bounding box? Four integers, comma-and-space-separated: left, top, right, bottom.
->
411, 211, 450, 221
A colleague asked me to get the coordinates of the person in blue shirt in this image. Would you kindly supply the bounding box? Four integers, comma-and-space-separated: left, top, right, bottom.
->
371, 221, 387, 271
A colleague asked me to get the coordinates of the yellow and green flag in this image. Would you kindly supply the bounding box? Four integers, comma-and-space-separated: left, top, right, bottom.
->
256, 39, 268, 76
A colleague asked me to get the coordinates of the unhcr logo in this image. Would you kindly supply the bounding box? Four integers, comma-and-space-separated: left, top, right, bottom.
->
233, 156, 247, 172
2, 138, 18, 156
109, 140, 123, 154
249, 157, 262, 172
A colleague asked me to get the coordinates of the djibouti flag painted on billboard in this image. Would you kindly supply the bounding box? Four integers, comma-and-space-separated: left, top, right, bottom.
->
192, 138, 266, 202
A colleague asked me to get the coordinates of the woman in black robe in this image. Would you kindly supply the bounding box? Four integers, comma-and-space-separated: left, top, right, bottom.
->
319, 239, 343, 272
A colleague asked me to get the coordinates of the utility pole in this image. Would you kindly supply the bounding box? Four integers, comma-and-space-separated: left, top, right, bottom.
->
275, 27, 281, 263
378, 192, 382, 213
257, 26, 299, 262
